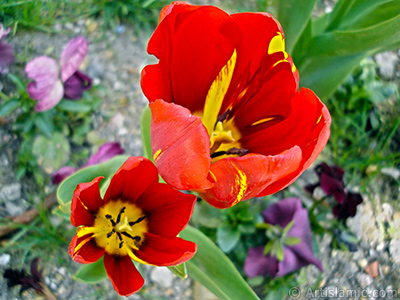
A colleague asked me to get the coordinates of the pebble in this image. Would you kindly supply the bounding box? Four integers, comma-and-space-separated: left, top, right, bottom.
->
381, 265, 391, 275
150, 267, 174, 288
389, 239, 400, 264
381, 167, 400, 180
5, 200, 27, 216
357, 258, 368, 268
0, 183, 21, 202
375, 52, 398, 79
0, 253, 11, 266
376, 242, 385, 251
357, 273, 373, 287
115, 25, 126, 35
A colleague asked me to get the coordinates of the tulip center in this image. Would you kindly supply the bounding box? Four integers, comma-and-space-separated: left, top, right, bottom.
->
208, 111, 248, 161
92, 200, 148, 256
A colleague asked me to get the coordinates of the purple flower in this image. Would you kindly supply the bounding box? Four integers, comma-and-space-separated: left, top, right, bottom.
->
51, 142, 124, 184
305, 162, 363, 220
4, 258, 43, 295
332, 192, 363, 220
305, 162, 345, 203
51, 166, 78, 184
0, 24, 15, 74
244, 198, 323, 278
25, 36, 92, 112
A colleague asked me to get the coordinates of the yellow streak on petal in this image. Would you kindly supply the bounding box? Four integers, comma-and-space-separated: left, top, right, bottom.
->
76, 226, 99, 238
124, 243, 155, 266
272, 59, 287, 68
208, 170, 217, 183
251, 117, 275, 127
231, 163, 247, 206
202, 49, 237, 135
269, 32, 293, 67
153, 149, 162, 162
78, 196, 89, 210
316, 114, 323, 124
73, 235, 93, 257
268, 32, 285, 55
292, 62, 297, 73
237, 87, 249, 101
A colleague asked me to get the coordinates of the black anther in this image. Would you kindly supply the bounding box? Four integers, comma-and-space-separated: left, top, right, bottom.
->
129, 216, 146, 226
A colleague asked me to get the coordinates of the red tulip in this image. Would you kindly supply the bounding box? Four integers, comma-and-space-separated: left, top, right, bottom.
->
69, 157, 197, 296
141, 2, 331, 208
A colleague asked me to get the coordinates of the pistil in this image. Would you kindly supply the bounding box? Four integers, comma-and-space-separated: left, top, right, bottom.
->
115, 216, 133, 233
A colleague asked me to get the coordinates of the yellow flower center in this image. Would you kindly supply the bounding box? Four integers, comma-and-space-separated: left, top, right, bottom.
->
78, 200, 148, 257
209, 117, 244, 162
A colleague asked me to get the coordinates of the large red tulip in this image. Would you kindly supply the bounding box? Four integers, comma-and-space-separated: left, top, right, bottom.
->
141, 2, 331, 208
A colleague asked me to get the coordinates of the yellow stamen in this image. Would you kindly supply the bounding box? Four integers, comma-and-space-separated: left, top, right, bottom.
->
210, 121, 235, 153
92, 200, 148, 256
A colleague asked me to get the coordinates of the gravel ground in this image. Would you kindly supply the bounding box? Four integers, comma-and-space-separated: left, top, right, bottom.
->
1, 6, 400, 300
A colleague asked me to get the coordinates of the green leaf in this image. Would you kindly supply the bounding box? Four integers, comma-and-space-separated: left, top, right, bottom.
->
277, 0, 318, 54
238, 223, 255, 234
32, 132, 70, 174
57, 155, 129, 205
263, 240, 274, 256
337, 0, 394, 29
167, 263, 187, 279
53, 203, 71, 221
140, 105, 153, 162
0, 99, 19, 116
192, 201, 222, 228
34, 112, 54, 138
282, 220, 294, 235
57, 99, 93, 113
216, 223, 241, 253
8, 73, 26, 93
346, 1, 400, 30
74, 257, 108, 283
299, 52, 367, 100
264, 286, 290, 300
180, 225, 260, 300
305, 14, 400, 57
275, 242, 284, 261
325, 0, 357, 31
283, 236, 301, 246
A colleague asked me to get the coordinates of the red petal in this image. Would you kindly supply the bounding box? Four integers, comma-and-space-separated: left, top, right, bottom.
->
141, 63, 172, 103
231, 62, 297, 133
69, 233, 104, 264
143, 3, 241, 112
150, 100, 214, 190
103, 157, 159, 203
141, 2, 199, 104
221, 13, 283, 111
134, 233, 197, 266
254, 88, 331, 196
198, 150, 302, 208
135, 183, 196, 238
70, 176, 104, 227
104, 253, 144, 297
